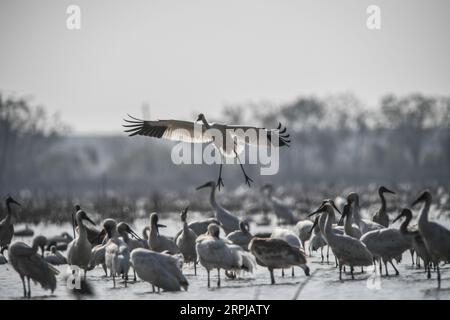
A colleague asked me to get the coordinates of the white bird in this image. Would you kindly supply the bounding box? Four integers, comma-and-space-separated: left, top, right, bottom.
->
175, 207, 198, 275
196, 224, 255, 287
8, 237, 60, 298
347, 192, 384, 234
249, 237, 309, 284
338, 203, 362, 239
226, 221, 253, 251
309, 216, 327, 262
117, 222, 148, 251
412, 190, 450, 288
67, 210, 96, 279
131, 248, 189, 292
103, 219, 131, 288
271, 227, 304, 277
393, 208, 431, 278
372, 186, 396, 227
309, 203, 373, 280
261, 184, 296, 225
0, 197, 21, 257
44, 245, 68, 265
148, 213, 180, 254
360, 223, 411, 276
294, 219, 314, 253
196, 181, 241, 235
123, 113, 290, 188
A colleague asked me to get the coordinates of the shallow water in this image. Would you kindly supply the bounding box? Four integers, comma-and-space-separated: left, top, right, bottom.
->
1, 214, 450, 300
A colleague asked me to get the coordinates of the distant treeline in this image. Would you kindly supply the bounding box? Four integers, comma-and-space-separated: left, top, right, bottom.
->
1, 92, 450, 197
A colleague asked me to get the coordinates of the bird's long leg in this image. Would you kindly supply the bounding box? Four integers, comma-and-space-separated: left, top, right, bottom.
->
389, 261, 399, 276
351, 266, 354, 280
335, 256, 338, 268
133, 268, 137, 281
384, 260, 389, 277
152, 285, 155, 293
379, 258, 382, 275
437, 265, 441, 289
194, 262, 197, 276
281, 269, 285, 277
291, 267, 295, 277
234, 149, 253, 187
339, 264, 343, 281
20, 276, 26, 298
326, 246, 330, 264
217, 268, 221, 287
320, 247, 324, 263
112, 273, 116, 288
27, 277, 31, 298
269, 268, 275, 285
427, 262, 431, 279
361, 267, 364, 273
207, 270, 210, 288
216, 163, 224, 190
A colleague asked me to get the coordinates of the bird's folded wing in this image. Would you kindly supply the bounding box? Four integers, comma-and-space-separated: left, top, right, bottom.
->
123, 115, 213, 143
226, 123, 290, 147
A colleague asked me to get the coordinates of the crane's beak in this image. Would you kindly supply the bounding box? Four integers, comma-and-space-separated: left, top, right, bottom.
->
128, 227, 143, 241
196, 182, 211, 190
83, 215, 96, 226
307, 208, 322, 217
157, 224, 167, 228
10, 198, 21, 206
392, 213, 403, 224
301, 265, 310, 276
308, 216, 319, 234
384, 188, 396, 195
411, 193, 425, 207
196, 115, 202, 122
338, 213, 345, 226
331, 202, 342, 215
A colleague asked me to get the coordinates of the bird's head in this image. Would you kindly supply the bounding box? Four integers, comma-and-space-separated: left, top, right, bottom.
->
33, 235, 47, 257
50, 245, 57, 254
196, 181, 215, 191
308, 203, 333, 217
346, 192, 359, 205
392, 208, 412, 224
6, 196, 21, 207
76, 210, 96, 226
117, 222, 142, 241
180, 207, 189, 222
338, 203, 351, 225
207, 223, 220, 238
102, 219, 117, 238
150, 212, 166, 234
379, 186, 396, 195
411, 190, 431, 207
300, 264, 310, 276
196, 113, 206, 122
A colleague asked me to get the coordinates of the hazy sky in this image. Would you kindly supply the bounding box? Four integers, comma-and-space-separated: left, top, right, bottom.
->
1, 0, 449, 134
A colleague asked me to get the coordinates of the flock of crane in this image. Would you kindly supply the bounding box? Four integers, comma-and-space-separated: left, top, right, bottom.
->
1, 183, 450, 299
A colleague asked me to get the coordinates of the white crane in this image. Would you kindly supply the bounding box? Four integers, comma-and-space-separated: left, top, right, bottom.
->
175, 207, 198, 275
226, 221, 253, 251
123, 113, 290, 188
148, 213, 180, 254
196, 181, 241, 234
103, 219, 131, 288
392, 208, 431, 278
8, 237, 60, 298
309, 203, 373, 280
338, 203, 362, 239
261, 184, 296, 225
412, 190, 450, 289
67, 210, 96, 279
0, 197, 21, 258
249, 237, 309, 285
196, 224, 255, 287
372, 186, 396, 227
347, 192, 384, 234
131, 248, 189, 292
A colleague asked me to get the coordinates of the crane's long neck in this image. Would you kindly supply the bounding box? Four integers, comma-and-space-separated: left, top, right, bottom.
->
344, 211, 353, 235
209, 185, 219, 209
5, 202, 13, 223
399, 214, 412, 235
352, 198, 362, 225
379, 191, 387, 215
201, 117, 211, 129
76, 217, 87, 239
418, 197, 431, 227
182, 218, 189, 234
324, 211, 337, 242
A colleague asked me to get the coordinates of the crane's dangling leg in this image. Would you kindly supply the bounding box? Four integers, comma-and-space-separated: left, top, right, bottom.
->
234, 149, 253, 187
217, 268, 221, 287
351, 266, 355, 280
216, 163, 224, 190
207, 270, 210, 288
291, 267, 295, 277
27, 276, 31, 298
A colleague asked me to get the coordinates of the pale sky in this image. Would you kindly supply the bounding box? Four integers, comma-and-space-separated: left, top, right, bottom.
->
1, 0, 449, 134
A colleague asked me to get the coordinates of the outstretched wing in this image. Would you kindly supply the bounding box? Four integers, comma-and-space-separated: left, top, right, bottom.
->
226, 123, 290, 147
123, 115, 213, 144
